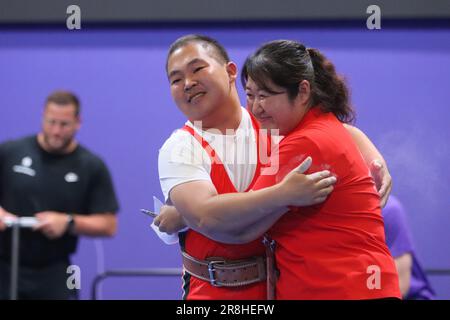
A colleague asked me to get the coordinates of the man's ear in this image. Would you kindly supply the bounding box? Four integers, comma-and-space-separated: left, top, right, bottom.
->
75, 115, 81, 132
226, 61, 238, 83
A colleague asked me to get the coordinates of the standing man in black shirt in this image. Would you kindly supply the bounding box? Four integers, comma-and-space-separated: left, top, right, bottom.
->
0, 90, 119, 299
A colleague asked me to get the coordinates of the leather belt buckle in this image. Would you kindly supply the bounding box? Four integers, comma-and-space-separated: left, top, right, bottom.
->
207, 259, 225, 287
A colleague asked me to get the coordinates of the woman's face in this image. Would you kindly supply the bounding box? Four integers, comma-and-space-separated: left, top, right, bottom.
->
245, 77, 307, 135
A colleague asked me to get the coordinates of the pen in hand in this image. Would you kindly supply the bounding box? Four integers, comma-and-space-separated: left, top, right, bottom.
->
140, 209, 158, 218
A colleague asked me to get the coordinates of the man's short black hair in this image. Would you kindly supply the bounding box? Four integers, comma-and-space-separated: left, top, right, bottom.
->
166, 34, 230, 71
45, 90, 80, 116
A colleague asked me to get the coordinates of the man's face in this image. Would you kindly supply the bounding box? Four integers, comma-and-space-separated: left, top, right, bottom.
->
167, 42, 235, 123
41, 103, 80, 153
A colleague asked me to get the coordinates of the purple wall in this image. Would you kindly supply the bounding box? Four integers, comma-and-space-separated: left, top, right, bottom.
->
1, 25, 449, 299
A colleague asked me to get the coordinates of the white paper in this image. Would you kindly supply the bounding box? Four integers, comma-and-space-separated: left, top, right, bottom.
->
150, 196, 188, 245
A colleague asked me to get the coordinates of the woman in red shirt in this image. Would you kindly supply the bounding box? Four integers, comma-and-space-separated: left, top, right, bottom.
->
242, 40, 401, 299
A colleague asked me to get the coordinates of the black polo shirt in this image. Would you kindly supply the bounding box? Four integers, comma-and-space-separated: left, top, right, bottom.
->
0, 135, 119, 267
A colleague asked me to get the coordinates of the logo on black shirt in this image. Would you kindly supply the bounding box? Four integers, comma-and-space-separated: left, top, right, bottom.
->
65, 172, 79, 183
13, 156, 36, 177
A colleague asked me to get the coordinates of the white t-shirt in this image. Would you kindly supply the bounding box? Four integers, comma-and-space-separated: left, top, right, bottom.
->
158, 107, 258, 202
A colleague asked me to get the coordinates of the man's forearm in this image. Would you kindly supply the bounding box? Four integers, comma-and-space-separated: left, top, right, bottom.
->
72, 213, 117, 237
174, 183, 288, 236
202, 207, 287, 244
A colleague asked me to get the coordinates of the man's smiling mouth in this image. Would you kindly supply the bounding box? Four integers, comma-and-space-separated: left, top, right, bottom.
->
188, 92, 206, 103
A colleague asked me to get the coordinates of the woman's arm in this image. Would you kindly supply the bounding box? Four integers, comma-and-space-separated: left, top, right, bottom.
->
344, 124, 392, 207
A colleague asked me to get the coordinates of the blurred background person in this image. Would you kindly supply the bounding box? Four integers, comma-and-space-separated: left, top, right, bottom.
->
383, 195, 435, 299
0, 90, 119, 299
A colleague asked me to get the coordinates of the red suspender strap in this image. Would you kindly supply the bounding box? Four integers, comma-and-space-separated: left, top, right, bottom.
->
181, 125, 222, 164
181, 125, 236, 192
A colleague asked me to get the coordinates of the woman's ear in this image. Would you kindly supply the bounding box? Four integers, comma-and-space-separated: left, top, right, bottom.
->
226, 61, 238, 83
298, 80, 311, 105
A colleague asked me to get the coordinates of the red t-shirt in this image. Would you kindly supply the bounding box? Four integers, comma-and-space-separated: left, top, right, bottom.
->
253, 107, 401, 299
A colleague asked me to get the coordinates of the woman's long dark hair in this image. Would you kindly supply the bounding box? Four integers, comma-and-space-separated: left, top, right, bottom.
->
241, 40, 355, 123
